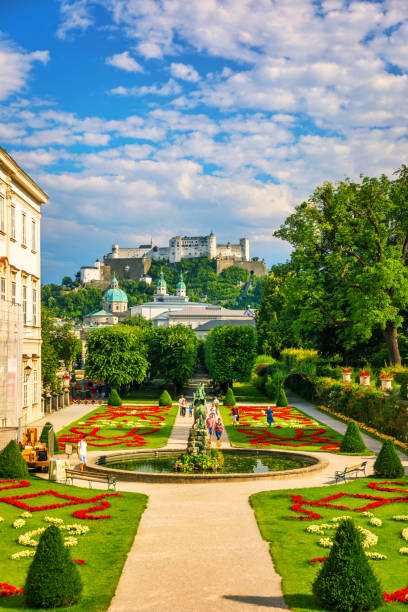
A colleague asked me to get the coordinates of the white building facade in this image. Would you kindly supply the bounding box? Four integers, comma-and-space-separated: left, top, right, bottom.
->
0, 147, 47, 427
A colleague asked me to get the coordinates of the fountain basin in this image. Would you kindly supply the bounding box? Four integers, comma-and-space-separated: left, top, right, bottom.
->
88, 449, 328, 483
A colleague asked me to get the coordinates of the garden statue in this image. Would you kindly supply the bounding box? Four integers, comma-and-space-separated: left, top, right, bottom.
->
193, 383, 207, 429
187, 383, 210, 455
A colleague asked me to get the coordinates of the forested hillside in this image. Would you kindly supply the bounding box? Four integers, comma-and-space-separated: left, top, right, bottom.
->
42, 258, 264, 320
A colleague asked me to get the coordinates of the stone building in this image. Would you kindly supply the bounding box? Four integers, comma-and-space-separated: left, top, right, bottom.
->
83, 276, 128, 326
0, 147, 48, 427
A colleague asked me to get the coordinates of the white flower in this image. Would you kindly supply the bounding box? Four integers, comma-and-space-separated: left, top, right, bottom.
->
357, 526, 378, 548
393, 516, 408, 521
13, 518, 26, 529
44, 516, 63, 524
0, 516, 4, 522
402, 528, 408, 542
369, 517, 382, 527
331, 516, 352, 523
399, 547, 408, 555
307, 525, 324, 534
64, 536, 78, 547
365, 552, 387, 560
61, 524, 89, 536
20, 512, 32, 518
319, 537, 333, 548
18, 527, 46, 547
362, 511, 374, 517
11, 549, 36, 560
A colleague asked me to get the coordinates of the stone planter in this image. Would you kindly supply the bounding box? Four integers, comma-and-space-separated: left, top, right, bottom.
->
380, 378, 393, 392
342, 371, 352, 383
359, 374, 370, 386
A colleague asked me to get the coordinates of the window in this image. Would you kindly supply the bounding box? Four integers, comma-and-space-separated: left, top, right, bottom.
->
31, 220, 36, 251
23, 372, 28, 406
10, 206, 15, 239
0, 194, 4, 232
0, 277, 5, 301
22, 213, 26, 246
33, 369, 38, 403
32, 288, 37, 326
11, 281, 16, 305
22, 285, 27, 323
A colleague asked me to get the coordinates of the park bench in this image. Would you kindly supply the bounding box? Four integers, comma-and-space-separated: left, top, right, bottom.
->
65, 469, 117, 490
334, 461, 368, 483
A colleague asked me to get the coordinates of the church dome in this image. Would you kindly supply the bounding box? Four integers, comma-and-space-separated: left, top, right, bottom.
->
176, 273, 186, 290
103, 276, 128, 302
157, 270, 167, 287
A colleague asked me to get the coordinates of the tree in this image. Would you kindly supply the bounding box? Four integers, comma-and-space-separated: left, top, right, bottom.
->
204, 325, 257, 389
41, 306, 60, 393
0, 440, 29, 478
159, 389, 173, 406
275, 170, 408, 365
340, 420, 366, 453
121, 313, 150, 327
374, 438, 404, 477
148, 325, 197, 392
52, 321, 82, 369
86, 325, 149, 393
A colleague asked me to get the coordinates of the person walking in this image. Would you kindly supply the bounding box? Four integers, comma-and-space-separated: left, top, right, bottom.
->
214, 396, 220, 415
214, 419, 224, 446
206, 414, 214, 437
77, 435, 88, 472
266, 405, 274, 427
179, 395, 186, 417
231, 405, 239, 426
210, 402, 217, 420
188, 401, 193, 418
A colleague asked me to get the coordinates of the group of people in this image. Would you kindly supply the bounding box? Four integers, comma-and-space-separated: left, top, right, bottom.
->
178, 395, 193, 417
205, 398, 224, 444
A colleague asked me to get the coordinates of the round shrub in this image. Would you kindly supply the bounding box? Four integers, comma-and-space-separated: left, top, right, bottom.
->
340, 420, 366, 454
313, 519, 383, 611
108, 388, 122, 406
275, 387, 288, 407
223, 387, 236, 406
374, 439, 404, 478
39, 422, 59, 453
24, 524, 82, 608
0, 439, 29, 479
159, 389, 172, 406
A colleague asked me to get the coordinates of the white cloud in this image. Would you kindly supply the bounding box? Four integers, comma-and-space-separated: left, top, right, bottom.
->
0, 39, 49, 102
57, 0, 94, 40
105, 51, 143, 72
170, 62, 200, 82
109, 79, 181, 96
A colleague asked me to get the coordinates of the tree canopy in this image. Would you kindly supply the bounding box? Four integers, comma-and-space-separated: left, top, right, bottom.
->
148, 325, 198, 392
204, 325, 257, 388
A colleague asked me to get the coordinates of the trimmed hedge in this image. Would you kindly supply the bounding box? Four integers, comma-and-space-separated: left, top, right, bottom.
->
276, 386, 288, 407
223, 387, 236, 406
0, 440, 29, 479
159, 389, 173, 406
108, 388, 122, 406
39, 422, 59, 453
340, 420, 366, 454
374, 439, 404, 478
313, 519, 383, 611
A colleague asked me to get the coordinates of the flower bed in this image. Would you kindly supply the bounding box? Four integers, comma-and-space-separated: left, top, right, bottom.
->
57, 403, 178, 451
220, 405, 343, 452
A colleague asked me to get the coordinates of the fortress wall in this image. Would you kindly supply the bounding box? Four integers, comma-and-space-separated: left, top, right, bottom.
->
215, 258, 267, 277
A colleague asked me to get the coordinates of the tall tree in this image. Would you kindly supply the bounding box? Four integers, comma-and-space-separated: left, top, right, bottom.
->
204, 325, 257, 389
148, 325, 197, 392
275, 170, 408, 364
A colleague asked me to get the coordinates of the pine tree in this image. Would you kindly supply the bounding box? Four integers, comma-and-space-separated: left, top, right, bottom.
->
374, 438, 404, 478
24, 525, 83, 608
0, 440, 29, 479
159, 389, 173, 406
340, 421, 366, 453
39, 422, 60, 453
313, 519, 383, 611
223, 387, 236, 406
275, 386, 288, 407
108, 388, 122, 406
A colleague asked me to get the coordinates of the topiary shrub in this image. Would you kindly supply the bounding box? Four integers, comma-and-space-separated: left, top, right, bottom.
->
39, 422, 59, 453
374, 439, 404, 478
24, 524, 83, 609
223, 387, 236, 406
0, 440, 29, 479
275, 386, 288, 407
159, 389, 172, 406
108, 388, 122, 406
313, 519, 383, 611
339, 420, 366, 454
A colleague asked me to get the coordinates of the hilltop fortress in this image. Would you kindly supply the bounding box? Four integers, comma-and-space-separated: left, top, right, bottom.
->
80, 233, 266, 284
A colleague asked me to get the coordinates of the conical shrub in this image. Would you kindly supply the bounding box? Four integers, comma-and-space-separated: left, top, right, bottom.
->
108, 388, 122, 406
313, 519, 383, 611
275, 386, 288, 407
159, 389, 172, 406
39, 422, 59, 453
374, 438, 404, 478
24, 524, 82, 608
223, 388, 236, 406
340, 420, 366, 453
0, 439, 29, 479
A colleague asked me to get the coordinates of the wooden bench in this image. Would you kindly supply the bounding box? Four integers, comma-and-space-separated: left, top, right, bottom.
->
65, 469, 117, 490
335, 461, 367, 483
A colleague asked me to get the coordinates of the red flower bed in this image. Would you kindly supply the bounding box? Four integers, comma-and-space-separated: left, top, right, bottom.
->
0, 480, 30, 491
74, 559, 86, 565
58, 405, 172, 450
308, 557, 327, 565
236, 426, 340, 451
384, 586, 408, 604
0, 583, 23, 597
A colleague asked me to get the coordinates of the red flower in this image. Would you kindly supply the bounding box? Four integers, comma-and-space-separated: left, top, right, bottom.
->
0, 583, 23, 597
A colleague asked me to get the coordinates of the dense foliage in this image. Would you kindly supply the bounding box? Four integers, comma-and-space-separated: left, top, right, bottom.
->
159, 389, 173, 406
24, 525, 83, 609
205, 325, 257, 389
339, 420, 366, 454
258, 167, 408, 365
108, 388, 122, 406
223, 387, 236, 406
148, 325, 198, 392
374, 439, 404, 478
39, 422, 60, 453
312, 519, 383, 611
0, 440, 29, 479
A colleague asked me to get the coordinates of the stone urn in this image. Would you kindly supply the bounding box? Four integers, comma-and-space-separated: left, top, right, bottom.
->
342, 369, 352, 383
359, 372, 371, 386
380, 375, 393, 392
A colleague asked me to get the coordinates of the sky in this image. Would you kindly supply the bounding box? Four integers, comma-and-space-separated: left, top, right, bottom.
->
1, 0, 408, 283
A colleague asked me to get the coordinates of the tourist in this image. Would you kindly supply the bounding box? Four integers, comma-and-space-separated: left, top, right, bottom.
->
214, 396, 220, 414
179, 395, 186, 417
78, 435, 88, 472
231, 405, 239, 426
214, 419, 224, 445
266, 405, 274, 427
188, 402, 193, 418
210, 402, 217, 420
206, 414, 214, 436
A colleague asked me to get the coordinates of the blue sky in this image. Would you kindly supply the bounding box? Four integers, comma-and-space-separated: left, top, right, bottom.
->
1, 0, 408, 283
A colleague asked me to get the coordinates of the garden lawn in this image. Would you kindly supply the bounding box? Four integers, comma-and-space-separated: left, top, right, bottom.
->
0, 476, 146, 612
230, 381, 270, 403
250, 478, 408, 611
220, 404, 345, 452
57, 403, 178, 452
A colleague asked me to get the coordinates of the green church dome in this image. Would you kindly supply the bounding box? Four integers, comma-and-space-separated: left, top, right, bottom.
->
103, 276, 128, 302
157, 270, 167, 287
176, 273, 186, 290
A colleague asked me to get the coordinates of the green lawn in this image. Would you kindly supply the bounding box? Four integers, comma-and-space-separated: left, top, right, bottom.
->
57, 403, 178, 452
0, 477, 147, 611
251, 478, 408, 611
231, 381, 270, 403
220, 404, 346, 453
